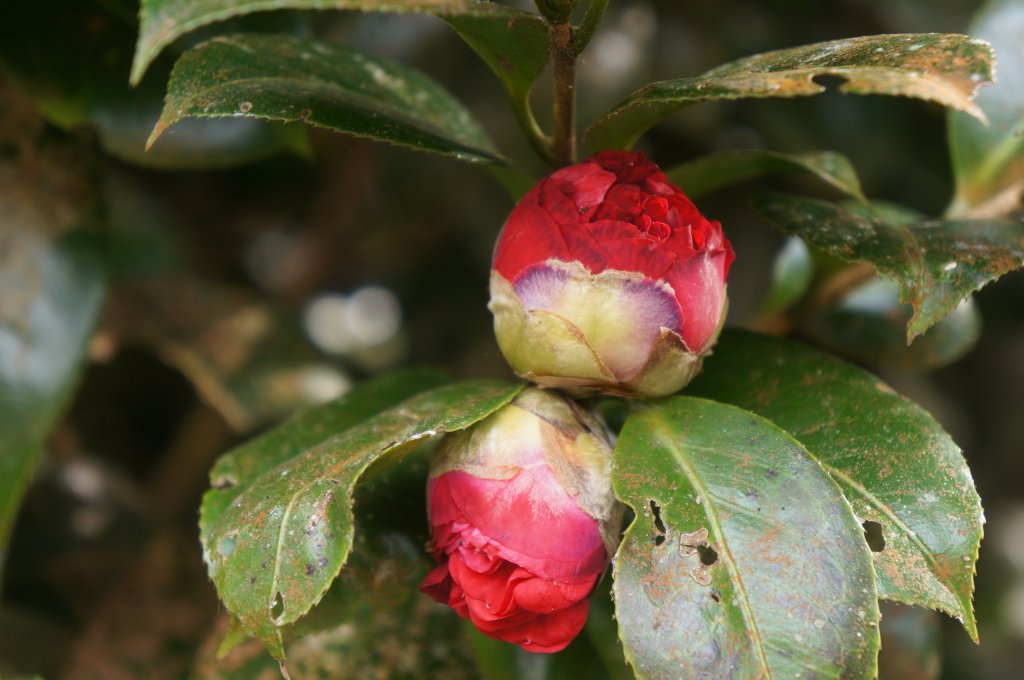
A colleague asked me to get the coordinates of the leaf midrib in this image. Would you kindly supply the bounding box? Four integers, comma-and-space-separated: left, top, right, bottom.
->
819, 459, 973, 624
648, 413, 773, 679
169, 73, 485, 149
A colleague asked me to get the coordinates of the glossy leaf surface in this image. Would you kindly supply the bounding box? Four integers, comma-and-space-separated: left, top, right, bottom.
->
949, 0, 1024, 217
613, 396, 879, 679
0, 229, 106, 575
666, 149, 866, 201
755, 193, 1024, 339
690, 330, 983, 640
132, 0, 550, 103
587, 34, 993, 151
150, 34, 503, 164
198, 377, 521, 657
0, 104, 107, 574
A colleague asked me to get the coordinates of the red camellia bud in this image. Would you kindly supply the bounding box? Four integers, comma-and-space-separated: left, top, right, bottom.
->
420, 388, 622, 653
490, 150, 735, 397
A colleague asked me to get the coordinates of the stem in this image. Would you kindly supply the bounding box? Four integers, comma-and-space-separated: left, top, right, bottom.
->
551, 22, 577, 166
572, 0, 609, 55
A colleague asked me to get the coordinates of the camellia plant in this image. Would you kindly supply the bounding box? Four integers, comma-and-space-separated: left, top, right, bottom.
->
3, 0, 1024, 678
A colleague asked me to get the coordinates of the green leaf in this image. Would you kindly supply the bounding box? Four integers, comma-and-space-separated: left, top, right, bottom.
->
586, 33, 994, 152
0, 0, 305, 169
665, 149, 867, 202
689, 330, 984, 640
443, 12, 550, 153
949, 0, 1024, 217
801, 277, 982, 369
613, 396, 879, 679
199, 378, 522, 658
150, 33, 503, 165
193, 445, 477, 678
131, 0, 550, 90
0, 106, 107, 575
761, 236, 814, 315
755, 193, 1024, 339
0, 229, 106, 575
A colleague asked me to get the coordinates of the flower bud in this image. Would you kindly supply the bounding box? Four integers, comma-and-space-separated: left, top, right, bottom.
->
420, 387, 622, 653
490, 150, 734, 397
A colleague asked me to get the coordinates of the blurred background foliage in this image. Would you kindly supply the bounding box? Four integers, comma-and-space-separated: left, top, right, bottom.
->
0, 0, 1022, 678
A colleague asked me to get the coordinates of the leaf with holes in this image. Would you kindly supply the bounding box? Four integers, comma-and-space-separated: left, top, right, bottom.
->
149, 34, 503, 165
194, 445, 476, 678
199, 378, 521, 658
755, 193, 1024, 339
665, 149, 867, 202
949, 0, 1024, 217
586, 33, 993, 152
689, 330, 984, 640
612, 396, 879, 679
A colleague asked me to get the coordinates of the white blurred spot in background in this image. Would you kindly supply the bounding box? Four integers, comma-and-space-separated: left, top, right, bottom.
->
303, 286, 407, 371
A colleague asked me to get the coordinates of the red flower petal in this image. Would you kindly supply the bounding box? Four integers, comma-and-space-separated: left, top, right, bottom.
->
428, 468, 608, 583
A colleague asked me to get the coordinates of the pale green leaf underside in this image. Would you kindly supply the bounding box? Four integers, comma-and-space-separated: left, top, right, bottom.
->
587, 33, 993, 152
949, 0, 1024, 216
690, 330, 984, 641
612, 396, 879, 679
150, 34, 503, 165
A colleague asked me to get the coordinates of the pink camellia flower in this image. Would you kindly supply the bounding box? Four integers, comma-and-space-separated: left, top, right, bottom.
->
489, 150, 734, 397
420, 388, 622, 653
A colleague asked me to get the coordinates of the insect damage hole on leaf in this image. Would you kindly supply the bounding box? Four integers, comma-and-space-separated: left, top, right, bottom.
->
862, 520, 886, 552
270, 590, 285, 620
811, 74, 849, 92
649, 499, 667, 546
698, 544, 719, 566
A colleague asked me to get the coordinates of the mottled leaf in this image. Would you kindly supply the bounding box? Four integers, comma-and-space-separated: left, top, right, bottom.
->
150, 34, 502, 164
193, 445, 476, 679
587, 34, 993, 152
690, 330, 984, 640
666, 149, 867, 202
801, 277, 981, 369
0, 98, 107, 574
198, 379, 521, 658
613, 396, 879, 679
755, 193, 1024, 339
949, 0, 1024, 217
